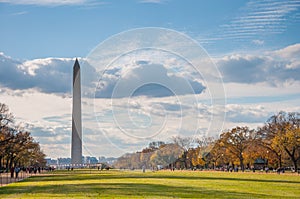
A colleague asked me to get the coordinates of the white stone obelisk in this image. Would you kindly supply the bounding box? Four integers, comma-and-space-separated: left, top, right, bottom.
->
71, 58, 82, 165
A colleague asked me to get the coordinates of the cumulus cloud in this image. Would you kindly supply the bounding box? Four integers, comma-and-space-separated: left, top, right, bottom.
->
273, 43, 300, 69
95, 61, 206, 98
86, 95, 200, 153
0, 52, 205, 98
30, 125, 70, 144
217, 43, 300, 85
225, 104, 269, 124
0, 52, 96, 95
218, 55, 266, 83
1, 42, 300, 158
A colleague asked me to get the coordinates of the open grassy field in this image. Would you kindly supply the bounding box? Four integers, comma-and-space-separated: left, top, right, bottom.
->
0, 169, 299, 198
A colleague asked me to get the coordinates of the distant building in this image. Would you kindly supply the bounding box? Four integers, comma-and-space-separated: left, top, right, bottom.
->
83, 156, 98, 164
45, 156, 116, 167
57, 158, 71, 165
45, 158, 57, 165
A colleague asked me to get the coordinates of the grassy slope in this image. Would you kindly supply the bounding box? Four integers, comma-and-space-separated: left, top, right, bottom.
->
0, 170, 299, 198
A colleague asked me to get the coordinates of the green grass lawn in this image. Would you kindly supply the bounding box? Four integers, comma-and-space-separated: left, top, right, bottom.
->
0, 169, 299, 198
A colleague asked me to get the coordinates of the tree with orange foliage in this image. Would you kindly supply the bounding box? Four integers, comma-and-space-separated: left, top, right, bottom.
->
217, 127, 255, 171
259, 112, 300, 171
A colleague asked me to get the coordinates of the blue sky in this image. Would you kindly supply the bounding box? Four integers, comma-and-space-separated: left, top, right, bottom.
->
0, 0, 300, 159
1, 0, 299, 59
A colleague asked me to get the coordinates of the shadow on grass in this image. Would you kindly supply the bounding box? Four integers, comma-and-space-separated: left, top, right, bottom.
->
0, 181, 271, 198
24, 172, 300, 185
1, 171, 299, 198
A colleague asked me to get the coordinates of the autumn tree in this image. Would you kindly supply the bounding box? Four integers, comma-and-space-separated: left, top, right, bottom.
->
185, 137, 215, 168
218, 127, 255, 171
259, 112, 300, 170
114, 112, 300, 171
0, 103, 14, 167
186, 147, 205, 168
210, 138, 228, 168
0, 103, 46, 170
257, 126, 284, 168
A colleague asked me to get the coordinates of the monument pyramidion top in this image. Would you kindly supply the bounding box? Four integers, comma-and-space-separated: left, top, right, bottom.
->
73, 58, 80, 69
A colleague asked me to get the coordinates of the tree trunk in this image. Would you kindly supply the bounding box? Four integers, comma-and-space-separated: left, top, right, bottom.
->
182, 151, 188, 169
284, 147, 298, 171
239, 158, 244, 171
292, 158, 298, 171
9, 156, 15, 169
277, 154, 282, 168
6, 157, 10, 170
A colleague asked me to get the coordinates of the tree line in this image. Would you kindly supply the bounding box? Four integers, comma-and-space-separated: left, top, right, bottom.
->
113, 111, 300, 172
0, 103, 46, 172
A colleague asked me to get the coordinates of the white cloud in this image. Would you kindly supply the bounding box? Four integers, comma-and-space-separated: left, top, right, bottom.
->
226, 104, 268, 124
0, 53, 72, 93
216, 43, 300, 84
252, 39, 264, 45
223, 97, 300, 130
95, 61, 205, 98
273, 43, 300, 60
272, 43, 300, 69
0, 89, 70, 123
0, 89, 73, 158
1, 85, 298, 159
223, 82, 300, 99
88, 96, 202, 153
0, 50, 207, 99
0, 53, 97, 94
220, 0, 300, 40
1, 42, 300, 158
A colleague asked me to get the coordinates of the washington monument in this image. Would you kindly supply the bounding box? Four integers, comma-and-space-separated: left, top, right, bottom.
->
71, 59, 82, 164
